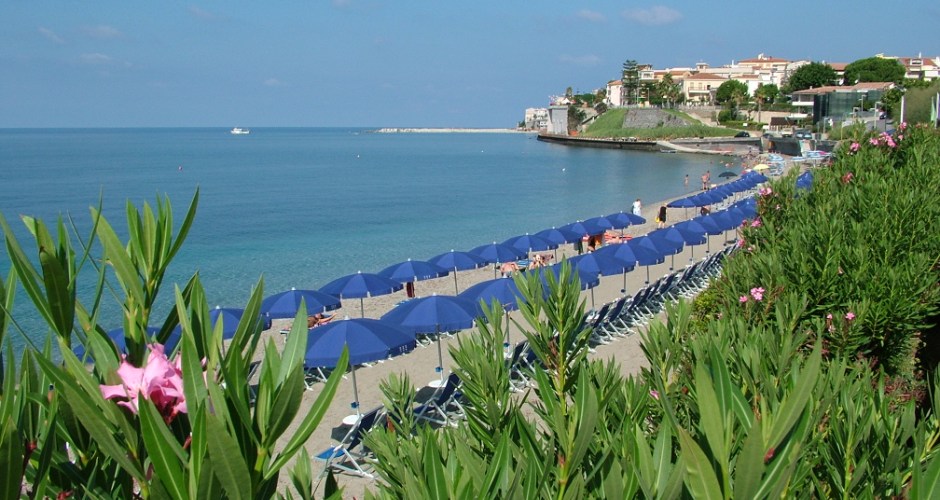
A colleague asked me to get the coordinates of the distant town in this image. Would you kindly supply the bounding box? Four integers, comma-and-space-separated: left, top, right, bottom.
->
524, 52, 940, 136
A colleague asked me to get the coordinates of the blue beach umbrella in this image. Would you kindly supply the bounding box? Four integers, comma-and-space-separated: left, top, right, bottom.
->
429, 250, 488, 293
207, 306, 271, 339
561, 219, 608, 237
319, 271, 404, 317
583, 216, 616, 233
535, 226, 583, 245
569, 251, 631, 277
542, 259, 604, 308
458, 277, 524, 350
261, 288, 342, 319
502, 233, 557, 253
605, 211, 645, 227
535, 263, 600, 291
627, 236, 667, 284
796, 171, 813, 190
458, 277, 523, 313
381, 294, 479, 382
648, 228, 685, 271
379, 258, 449, 283
667, 197, 697, 209
470, 242, 527, 277
673, 220, 708, 261
305, 318, 416, 417
595, 243, 639, 293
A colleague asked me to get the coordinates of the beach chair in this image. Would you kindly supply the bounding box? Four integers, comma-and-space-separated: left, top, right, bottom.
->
314, 406, 384, 478
414, 373, 466, 427
586, 303, 613, 346
302, 364, 335, 390
599, 296, 630, 338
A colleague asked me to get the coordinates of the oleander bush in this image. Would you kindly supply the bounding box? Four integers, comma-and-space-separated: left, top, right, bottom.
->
0, 193, 346, 499
366, 126, 940, 498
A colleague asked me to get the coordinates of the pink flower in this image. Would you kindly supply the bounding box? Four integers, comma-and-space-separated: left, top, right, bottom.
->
649, 390, 660, 400
758, 187, 773, 197
739, 295, 749, 303
869, 138, 879, 146
841, 172, 854, 184
101, 343, 188, 423
898, 134, 904, 141
750, 218, 762, 228
736, 238, 745, 248
750, 287, 765, 301
826, 313, 833, 320
849, 142, 860, 152
845, 312, 856, 321
899, 122, 908, 131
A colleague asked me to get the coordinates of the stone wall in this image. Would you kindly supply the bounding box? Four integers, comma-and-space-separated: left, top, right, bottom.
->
622, 109, 693, 128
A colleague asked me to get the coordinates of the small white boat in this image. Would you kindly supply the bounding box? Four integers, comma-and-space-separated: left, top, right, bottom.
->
230, 127, 250, 135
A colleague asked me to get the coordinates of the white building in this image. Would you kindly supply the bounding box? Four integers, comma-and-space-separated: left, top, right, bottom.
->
523, 108, 549, 130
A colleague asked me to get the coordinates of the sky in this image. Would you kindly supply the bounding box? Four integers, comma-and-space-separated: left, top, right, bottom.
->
2, 1, 938, 128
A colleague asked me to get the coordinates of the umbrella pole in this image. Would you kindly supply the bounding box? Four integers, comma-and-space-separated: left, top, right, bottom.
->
504, 311, 511, 350
590, 287, 595, 309
670, 254, 675, 271
351, 365, 361, 418
690, 245, 695, 263
645, 266, 650, 285
622, 270, 627, 295
359, 298, 365, 318
436, 325, 445, 383
453, 272, 460, 294
707, 235, 712, 254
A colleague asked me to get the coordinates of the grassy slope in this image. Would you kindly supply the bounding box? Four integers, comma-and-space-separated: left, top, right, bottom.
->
581, 108, 738, 140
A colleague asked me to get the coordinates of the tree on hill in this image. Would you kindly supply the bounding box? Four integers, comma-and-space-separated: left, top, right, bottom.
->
843, 57, 906, 85
622, 59, 639, 106
716, 80, 749, 120
783, 62, 837, 93
754, 83, 780, 123
658, 74, 681, 108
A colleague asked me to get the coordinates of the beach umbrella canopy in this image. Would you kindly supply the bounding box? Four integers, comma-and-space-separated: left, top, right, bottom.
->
535, 226, 583, 245
667, 197, 698, 208
697, 190, 727, 205
605, 211, 645, 227
718, 171, 738, 178
378, 259, 449, 283
627, 237, 667, 283
752, 164, 770, 171
381, 294, 479, 382
305, 318, 415, 367
569, 251, 632, 277
583, 216, 616, 233
469, 242, 527, 264
749, 172, 769, 183
319, 271, 404, 317
535, 264, 600, 291
673, 221, 708, 245
594, 243, 640, 293
561, 219, 608, 236
502, 233, 557, 253
647, 228, 684, 254
693, 214, 726, 235
458, 277, 523, 312
429, 250, 488, 293
261, 288, 342, 319
796, 171, 813, 190
320, 271, 403, 299
305, 317, 416, 417
209, 306, 245, 339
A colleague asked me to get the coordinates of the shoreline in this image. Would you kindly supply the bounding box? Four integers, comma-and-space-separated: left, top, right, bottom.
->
372, 127, 530, 134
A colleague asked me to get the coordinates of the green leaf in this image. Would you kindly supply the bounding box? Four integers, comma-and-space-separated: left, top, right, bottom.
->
768, 344, 821, 450
91, 210, 143, 307
266, 348, 348, 476
694, 362, 727, 463
732, 425, 765, 499
423, 436, 447, 499
206, 414, 251, 500
911, 446, 940, 500
0, 416, 24, 500
677, 427, 723, 500
139, 399, 187, 500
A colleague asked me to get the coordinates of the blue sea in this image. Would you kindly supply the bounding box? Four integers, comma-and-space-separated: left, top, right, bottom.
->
0, 128, 728, 355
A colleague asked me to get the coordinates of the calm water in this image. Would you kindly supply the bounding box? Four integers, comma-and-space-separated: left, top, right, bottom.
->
0, 128, 727, 354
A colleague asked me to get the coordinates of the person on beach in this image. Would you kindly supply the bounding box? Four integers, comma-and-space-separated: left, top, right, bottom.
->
657, 204, 667, 229
632, 198, 642, 216
307, 312, 334, 328
684, 174, 689, 189
500, 261, 519, 278
528, 254, 545, 269
701, 170, 711, 191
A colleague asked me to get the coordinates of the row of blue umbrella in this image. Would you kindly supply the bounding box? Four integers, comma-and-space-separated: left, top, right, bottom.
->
667, 171, 768, 209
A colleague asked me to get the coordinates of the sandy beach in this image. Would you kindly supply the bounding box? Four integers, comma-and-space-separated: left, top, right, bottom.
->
260, 160, 783, 497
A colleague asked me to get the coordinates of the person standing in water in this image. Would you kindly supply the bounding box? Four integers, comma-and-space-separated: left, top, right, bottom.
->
632, 198, 642, 216
657, 204, 667, 229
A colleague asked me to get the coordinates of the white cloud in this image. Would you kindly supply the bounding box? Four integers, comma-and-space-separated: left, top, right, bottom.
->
559, 54, 601, 66
38, 27, 64, 44
79, 53, 112, 65
621, 6, 682, 26
82, 25, 123, 39
188, 6, 219, 21
576, 9, 605, 23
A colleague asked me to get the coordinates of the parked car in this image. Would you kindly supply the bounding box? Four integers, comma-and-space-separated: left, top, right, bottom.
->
734, 131, 750, 138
